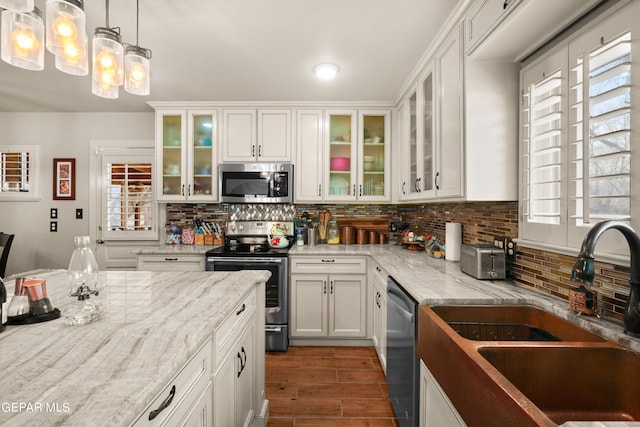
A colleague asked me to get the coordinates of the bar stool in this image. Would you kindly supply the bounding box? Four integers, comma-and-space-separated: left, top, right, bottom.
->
0, 232, 15, 278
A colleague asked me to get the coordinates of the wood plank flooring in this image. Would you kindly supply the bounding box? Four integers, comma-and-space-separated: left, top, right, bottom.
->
266, 346, 399, 426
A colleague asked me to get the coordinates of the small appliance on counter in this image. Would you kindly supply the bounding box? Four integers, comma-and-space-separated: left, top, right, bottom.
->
460, 244, 506, 280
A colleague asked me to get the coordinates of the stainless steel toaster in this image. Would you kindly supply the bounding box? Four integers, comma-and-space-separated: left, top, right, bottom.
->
460, 244, 506, 280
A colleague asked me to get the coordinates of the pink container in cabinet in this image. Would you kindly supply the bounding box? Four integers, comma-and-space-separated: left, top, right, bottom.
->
330, 157, 350, 171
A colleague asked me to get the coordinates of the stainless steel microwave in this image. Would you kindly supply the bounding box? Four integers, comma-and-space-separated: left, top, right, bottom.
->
219, 163, 293, 204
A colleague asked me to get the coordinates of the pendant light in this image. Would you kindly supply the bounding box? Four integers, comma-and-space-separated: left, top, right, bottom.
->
45, 0, 87, 63
124, 0, 151, 96
0, 0, 33, 12
54, 35, 87, 75
92, 0, 123, 99
0, 7, 44, 70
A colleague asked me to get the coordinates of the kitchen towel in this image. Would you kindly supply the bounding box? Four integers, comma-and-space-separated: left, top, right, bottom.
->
445, 222, 462, 261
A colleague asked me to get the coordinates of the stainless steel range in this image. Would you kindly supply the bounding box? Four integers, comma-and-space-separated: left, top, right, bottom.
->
205, 220, 294, 352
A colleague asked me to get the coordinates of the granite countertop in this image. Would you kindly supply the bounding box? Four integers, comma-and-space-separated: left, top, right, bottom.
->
289, 244, 640, 353
131, 244, 221, 255
0, 269, 270, 426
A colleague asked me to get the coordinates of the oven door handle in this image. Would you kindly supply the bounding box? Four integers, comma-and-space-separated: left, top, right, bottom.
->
207, 257, 285, 264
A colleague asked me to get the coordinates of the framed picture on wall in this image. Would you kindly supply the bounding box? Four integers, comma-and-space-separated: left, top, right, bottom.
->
53, 158, 75, 200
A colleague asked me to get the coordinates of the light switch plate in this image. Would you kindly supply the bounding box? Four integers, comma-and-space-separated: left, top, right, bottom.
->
76, 208, 83, 219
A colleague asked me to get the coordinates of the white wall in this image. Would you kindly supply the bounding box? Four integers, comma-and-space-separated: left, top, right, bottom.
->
0, 112, 154, 276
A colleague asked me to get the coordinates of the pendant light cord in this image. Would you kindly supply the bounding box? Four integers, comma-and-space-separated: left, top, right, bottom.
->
136, 0, 140, 46
105, 0, 110, 28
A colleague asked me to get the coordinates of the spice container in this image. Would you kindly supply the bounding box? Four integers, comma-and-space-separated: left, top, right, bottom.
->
327, 221, 340, 244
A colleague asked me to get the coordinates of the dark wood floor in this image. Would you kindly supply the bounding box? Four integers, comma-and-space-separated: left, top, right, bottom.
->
266, 346, 399, 426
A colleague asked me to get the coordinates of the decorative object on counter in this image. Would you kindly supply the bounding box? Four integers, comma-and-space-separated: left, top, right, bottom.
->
445, 222, 462, 261
327, 220, 340, 244
269, 222, 292, 248
165, 224, 182, 244
356, 228, 369, 245
181, 227, 195, 245
52, 158, 75, 200
7, 276, 61, 324
340, 226, 355, 245
568, 285, 600, 317
64, 235, 103, 326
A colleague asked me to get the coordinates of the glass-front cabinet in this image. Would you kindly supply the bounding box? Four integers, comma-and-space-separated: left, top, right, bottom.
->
156, 110, 217, 202
401, 66, 436, 200
324, 110, 390, 202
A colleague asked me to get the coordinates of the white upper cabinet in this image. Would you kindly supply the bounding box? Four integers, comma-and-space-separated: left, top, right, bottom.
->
155, 109, 218, 203
295, 110, 324, 202
222, 109, 291, 162
466, 0, 604, 61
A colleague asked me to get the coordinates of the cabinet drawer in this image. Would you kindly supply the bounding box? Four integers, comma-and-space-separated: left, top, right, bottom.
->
137, 255, 205, 272
290, 257, 367, 275
133, 338, 212, 427
214, 290, 256, 367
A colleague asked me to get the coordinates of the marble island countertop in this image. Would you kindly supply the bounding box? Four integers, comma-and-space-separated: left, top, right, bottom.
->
290, 244, 640, 353
0, 269, 269, 426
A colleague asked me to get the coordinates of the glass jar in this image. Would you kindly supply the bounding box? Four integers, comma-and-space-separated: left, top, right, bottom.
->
64, 236, 103, 326
327, 220, 340, 244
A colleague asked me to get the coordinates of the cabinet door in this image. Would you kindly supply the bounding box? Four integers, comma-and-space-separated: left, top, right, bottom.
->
329, 275, 367, 338
420, 361, 466, 427
290, 274, 328, 337
325, 111, 357, 201
236, 322, 255, 427
372, 276, 387, 373
405, 90, 421, 199
222, 110, 257, 162
257, 110, 291, 161
435, 27, 463, 198
295, 110, 324, 202
213, 350, 235, 427
358, 111, 391, 201
174, 382, 212, 427
187, 111, 217, 201
156, 110, 187, 201
420, 69, 436, 199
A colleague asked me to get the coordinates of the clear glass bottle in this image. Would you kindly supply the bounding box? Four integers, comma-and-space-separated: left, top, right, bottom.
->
327, 220, 340, 245
64, 236, 103, 326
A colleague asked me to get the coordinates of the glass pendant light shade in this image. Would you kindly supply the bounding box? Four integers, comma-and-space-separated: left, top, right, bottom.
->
92, 27, 123, 99
0, 0, 34, 12
54, 35, 88, 75
45, 0, 86, 59
0, 7, 44, 71
124, 45, 151, 96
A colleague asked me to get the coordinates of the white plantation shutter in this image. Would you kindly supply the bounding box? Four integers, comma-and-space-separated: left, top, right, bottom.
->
0, 145, 39, 200
520, 46, 568, 246
102, 155, 156, 240
570, 32, 631, 229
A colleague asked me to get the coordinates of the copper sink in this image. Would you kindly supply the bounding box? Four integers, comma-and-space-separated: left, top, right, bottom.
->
479, 346, 640, 423
430, 305, 607, 342
418, 304, 633, 426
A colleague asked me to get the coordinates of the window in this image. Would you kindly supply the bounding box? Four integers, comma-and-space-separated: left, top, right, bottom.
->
0, 145, 39, 201
520, 1, 639, 257
102, 154, 156, 240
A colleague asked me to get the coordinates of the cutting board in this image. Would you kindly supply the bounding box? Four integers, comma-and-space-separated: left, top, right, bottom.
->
336, 217, 388, 234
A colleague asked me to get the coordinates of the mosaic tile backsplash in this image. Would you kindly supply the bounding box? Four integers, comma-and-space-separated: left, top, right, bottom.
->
165, 201, 631, 325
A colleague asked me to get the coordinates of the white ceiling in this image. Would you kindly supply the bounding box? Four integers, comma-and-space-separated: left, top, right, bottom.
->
0, 0, 459, 112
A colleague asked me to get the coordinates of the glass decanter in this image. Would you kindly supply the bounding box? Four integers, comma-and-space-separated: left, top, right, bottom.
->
64, 236, 103, 326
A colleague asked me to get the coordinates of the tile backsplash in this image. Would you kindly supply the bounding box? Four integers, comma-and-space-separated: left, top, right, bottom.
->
166, 201, 630, 325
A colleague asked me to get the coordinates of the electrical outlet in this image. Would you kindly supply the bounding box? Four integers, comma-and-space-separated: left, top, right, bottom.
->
50, 208, 57, 219
50, 221, 57, 232
76, 208, 83, 219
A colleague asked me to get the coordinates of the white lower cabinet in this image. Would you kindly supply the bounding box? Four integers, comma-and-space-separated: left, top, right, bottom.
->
419, 360, 466, 427
369, 261, 387, 373
213, 322, 255, 427
290, 256, 367, 339
136, 254, 205, 272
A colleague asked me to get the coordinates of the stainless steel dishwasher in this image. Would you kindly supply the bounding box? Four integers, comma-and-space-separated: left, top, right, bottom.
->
386, 276, 419, 427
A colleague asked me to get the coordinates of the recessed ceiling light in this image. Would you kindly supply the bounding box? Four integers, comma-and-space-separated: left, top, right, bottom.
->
314, 63, 338, 80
